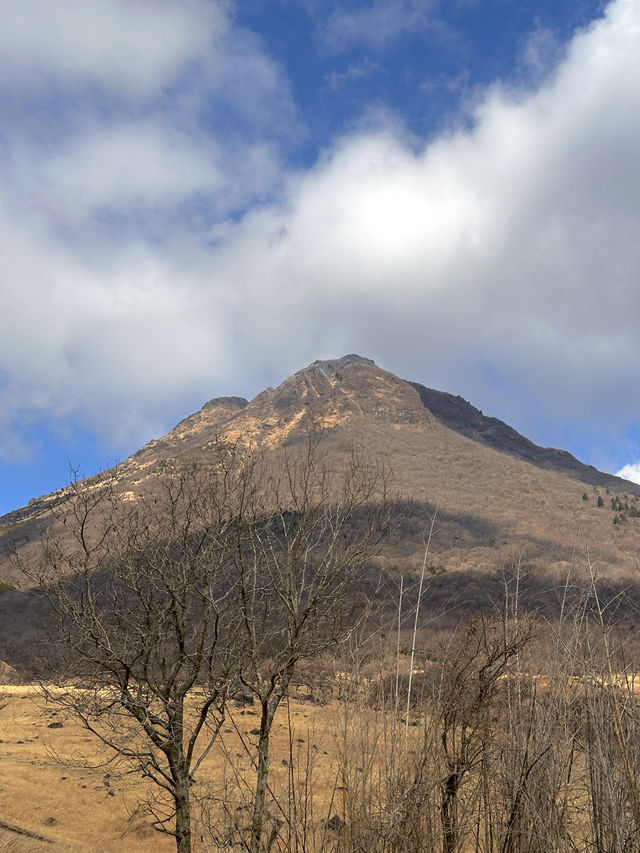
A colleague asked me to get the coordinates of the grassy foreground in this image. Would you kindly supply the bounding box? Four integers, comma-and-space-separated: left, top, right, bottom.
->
3, 614, 640, 852
0, 683, 355, 852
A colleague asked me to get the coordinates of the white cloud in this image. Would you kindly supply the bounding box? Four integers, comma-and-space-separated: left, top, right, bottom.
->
325, 59, 380, 91
0, 0, 295, 235
616, 464, 640, 486
33, 124, 223, 220
0, 0, 226, 97
0, 0, 295, 455
0, 200, 233, 449
322, 0, 436, 53
1, 0, 640, 467
3, 123, 284, 239
519, 26, 566, 85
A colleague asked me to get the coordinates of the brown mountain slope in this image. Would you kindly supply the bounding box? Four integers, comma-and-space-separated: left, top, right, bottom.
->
0, 354, 639, 591
408, 381, 627, 490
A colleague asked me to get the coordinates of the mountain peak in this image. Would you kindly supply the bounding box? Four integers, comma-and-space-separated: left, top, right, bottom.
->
309, 354, 376, 376
255, 353, 426, 431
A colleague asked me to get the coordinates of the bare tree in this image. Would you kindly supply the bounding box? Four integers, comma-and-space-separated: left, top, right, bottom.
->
20, 460, 244, 853
436, 616, 532, 853
213, 435, 394, 852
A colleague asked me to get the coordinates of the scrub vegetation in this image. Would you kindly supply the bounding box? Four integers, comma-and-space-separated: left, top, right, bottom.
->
4, 599, 640, 853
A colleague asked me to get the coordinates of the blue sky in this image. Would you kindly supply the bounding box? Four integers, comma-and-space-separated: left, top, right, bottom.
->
1, 0, 640, 515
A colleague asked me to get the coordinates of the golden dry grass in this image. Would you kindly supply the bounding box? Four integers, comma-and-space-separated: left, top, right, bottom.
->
0, 686, 165, 851
3, 659, 638, 853
0, 685, 355, 852
0, 838, 52, 853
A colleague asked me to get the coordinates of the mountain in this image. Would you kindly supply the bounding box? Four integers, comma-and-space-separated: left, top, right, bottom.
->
1, 354, 640, 648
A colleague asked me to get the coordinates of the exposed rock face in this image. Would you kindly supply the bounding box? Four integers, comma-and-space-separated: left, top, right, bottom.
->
241, 354, 429, 438
126, 396, 249, 466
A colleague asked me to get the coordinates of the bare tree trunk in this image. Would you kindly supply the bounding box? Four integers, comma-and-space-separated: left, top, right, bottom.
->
175, 784, 192, 853
168, 729, 193, 853
250, 701, 276, 853
441, 770, 459, 853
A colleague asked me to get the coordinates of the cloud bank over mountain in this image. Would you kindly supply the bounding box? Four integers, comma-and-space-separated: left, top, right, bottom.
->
0, 0, 638, 481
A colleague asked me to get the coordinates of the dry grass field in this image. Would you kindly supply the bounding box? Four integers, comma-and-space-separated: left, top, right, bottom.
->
4, 618, 640, 853
0, 684, 168, 852
0, 683, 359, 852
